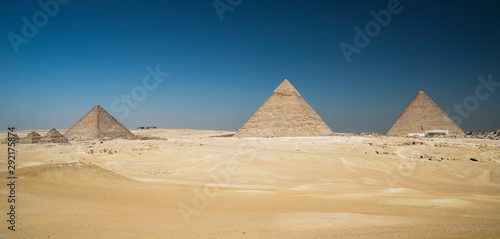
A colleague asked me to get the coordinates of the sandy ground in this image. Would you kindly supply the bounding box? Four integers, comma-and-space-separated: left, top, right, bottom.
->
1, 128, 500, 238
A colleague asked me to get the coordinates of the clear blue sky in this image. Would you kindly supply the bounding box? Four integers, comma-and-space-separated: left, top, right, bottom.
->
1, 0, 499, 133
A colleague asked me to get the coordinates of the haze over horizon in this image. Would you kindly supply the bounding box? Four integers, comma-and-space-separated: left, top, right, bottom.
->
1, 0, 499, 133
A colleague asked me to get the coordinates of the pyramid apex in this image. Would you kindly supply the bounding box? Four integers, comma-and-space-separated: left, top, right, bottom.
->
415, 91, 431, 99
273, 79, 301, 96
90, 105, 108, 113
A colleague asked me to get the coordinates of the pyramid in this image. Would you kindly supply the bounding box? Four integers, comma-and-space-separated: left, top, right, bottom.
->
64, 105, 134, 140
38, 128, 69, 144
386, 91, 464, 136
20, 131, 42, 144
1, 134, 20, 144
236, 79, 333, 137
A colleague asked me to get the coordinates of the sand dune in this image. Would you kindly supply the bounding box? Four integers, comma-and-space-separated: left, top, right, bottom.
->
1, 128, 500, 238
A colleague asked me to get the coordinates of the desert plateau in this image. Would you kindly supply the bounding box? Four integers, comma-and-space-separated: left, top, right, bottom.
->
1, 128, 500, 238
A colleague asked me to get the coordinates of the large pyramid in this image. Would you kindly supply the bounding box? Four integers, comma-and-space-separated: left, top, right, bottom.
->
386, 91, 464, 136
64, 105, 134, 140
236, 79, 333, 137
39, 128, 69, 144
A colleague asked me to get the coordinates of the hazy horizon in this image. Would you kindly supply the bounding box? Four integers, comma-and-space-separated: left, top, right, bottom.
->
1, 0, 499, 133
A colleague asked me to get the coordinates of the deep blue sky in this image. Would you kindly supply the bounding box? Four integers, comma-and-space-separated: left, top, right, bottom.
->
1, 0, 499, 133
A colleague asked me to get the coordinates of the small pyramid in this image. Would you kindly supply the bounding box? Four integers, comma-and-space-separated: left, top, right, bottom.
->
20, 131, 42, 144
38, 128, 69, 144
64, 105, 134, 140
387, 91, 464, 136
1, 134, 20, 144
236, 79, 333, 137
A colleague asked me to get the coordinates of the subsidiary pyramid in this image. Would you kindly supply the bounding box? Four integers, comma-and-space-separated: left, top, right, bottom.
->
1, 134, 20, 144
64, 105, 134, 140
386, 91, 464, 136
236, 79, 333, 137
20, 132, 42, 144
38, 128, 69, 144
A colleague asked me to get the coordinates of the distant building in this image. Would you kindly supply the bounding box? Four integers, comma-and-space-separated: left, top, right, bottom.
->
137, 126, 157, 130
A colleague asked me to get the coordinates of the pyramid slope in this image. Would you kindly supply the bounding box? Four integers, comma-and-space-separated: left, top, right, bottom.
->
64, 105, 134, 140
39, 128, 69, 144
386, 91, 464, 136
236, 79, 333, 137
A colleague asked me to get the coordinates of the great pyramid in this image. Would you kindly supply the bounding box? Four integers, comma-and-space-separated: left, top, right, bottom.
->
236, 79, 333, 137
20, 131, 42, 144
64, 105, 134, 140
38, 128, 69, 144
386, 91, 464, 136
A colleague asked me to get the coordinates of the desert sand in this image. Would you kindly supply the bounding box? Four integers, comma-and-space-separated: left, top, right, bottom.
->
1, 128, 500, 238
